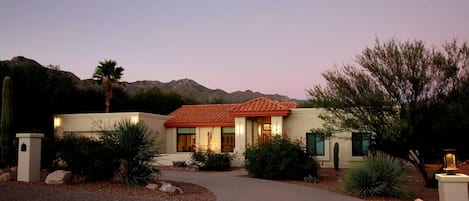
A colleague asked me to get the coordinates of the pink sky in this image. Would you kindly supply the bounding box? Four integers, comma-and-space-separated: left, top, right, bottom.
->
1, 0, 468, 99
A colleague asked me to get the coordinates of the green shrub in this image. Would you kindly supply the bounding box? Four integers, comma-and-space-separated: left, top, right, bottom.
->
54, 134, 115, 181
191, 150, 233, 171
100, 120, 160, 186
342, 151, 411, 199
244, 135, 319, 180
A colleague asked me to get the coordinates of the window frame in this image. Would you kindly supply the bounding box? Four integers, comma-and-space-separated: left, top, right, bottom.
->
306, 132, 325, 156
352, 132, 371, 156
177, 127, 196, 152
221, 127, 235, 153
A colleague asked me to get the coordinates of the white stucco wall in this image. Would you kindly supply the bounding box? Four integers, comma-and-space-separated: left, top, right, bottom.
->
284, 108, 364, 168
53, 112, 169, 152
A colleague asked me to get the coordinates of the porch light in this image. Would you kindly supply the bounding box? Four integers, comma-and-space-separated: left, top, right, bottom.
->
443, 149, 457, 175
130, 115, 139, 125
53, 117, 61, 128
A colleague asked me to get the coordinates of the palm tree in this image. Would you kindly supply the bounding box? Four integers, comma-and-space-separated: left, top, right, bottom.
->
93, 59, 124, 113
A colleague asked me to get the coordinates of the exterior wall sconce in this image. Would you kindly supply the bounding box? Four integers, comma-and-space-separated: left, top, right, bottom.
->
443, 149, 457, 175
53, 117, 61, 128
130, 116, 139, 125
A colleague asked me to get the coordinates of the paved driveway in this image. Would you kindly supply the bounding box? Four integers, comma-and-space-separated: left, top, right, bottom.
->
160, 169, 363, 201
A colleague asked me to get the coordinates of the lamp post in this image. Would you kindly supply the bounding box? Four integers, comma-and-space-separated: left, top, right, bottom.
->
443, 149, 457, 175
436, 148, 469, 201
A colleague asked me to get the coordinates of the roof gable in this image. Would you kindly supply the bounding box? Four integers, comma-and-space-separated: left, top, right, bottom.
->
227, 97, 296, 117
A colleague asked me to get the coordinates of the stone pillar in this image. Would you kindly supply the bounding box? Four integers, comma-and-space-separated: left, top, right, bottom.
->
16, 133, 44, 182
436, 173, 469, 201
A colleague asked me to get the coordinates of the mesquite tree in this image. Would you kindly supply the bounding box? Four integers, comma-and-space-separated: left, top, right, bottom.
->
308, 39, 469, 186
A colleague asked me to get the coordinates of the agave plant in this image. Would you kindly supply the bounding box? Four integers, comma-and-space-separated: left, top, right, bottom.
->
342, 151, 411, 199
100, 119, 160, 186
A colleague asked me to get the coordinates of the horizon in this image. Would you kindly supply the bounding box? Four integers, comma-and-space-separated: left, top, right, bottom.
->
1, 1, 468, 99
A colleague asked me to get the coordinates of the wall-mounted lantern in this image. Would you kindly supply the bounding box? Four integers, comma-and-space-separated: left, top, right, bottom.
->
443, 149, 457, 175
53, 117, 61, 128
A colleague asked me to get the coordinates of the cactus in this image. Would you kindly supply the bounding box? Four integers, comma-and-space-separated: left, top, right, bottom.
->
333, 142, 339, 171
0, 76, 14, 167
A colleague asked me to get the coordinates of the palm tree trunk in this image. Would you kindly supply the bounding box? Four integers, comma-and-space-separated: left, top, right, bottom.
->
105, 82, 111, 113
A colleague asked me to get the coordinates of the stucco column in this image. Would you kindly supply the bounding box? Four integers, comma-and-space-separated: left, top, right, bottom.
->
436, 173, 469, 201
233, 117, 246, 167
16, 133, 44, 182
271, 116, 283, 135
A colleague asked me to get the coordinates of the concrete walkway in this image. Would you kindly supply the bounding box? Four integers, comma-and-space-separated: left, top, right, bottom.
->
160, 169, 363, 201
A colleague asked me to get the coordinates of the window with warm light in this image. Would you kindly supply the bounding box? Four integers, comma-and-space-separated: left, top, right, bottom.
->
177, 128, 196, 152
221, 127, 235, 152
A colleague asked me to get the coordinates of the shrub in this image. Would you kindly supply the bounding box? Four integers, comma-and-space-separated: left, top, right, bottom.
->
191, 150, 233, 171
244, 135, 319, 180
54, 134, 115, 181
100, 120, 160, 186
342, 151, 411, 199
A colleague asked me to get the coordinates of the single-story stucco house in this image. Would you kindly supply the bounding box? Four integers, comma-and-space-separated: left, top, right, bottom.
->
53, 97, 370, 168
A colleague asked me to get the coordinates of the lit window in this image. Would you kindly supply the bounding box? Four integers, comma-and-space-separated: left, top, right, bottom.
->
352, 132, 371, 156
177, 128, 196, 152
306, 133, 325, 156
221, 127, 235, 152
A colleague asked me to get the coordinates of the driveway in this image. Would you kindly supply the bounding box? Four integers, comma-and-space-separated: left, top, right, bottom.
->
160, 169, 363, 201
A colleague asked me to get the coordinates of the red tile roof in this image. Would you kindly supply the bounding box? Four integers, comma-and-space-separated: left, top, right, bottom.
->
164, 104, 240, 127
164, 98, 298, 127
228, 97, 297, 117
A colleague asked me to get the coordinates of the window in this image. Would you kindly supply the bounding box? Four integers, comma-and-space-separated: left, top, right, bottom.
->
177, 128, 196, 152
352, 132, 371, 156
221, 127, 235, 152
306, 133, 325, 156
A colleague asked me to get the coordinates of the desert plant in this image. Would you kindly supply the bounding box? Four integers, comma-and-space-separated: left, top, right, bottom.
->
100, 119, 160, 186
244, 135, 319, 180
333, 142, 339, 171
0, 76, 14, 167
54, 134, 115, 181
191, 150, 233, 171
342, 151, 411, 199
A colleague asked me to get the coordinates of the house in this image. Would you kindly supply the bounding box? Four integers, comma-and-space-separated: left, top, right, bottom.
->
53, 98, 369, 168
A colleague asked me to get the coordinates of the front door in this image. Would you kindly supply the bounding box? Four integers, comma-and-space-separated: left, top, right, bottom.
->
258, 117, 271, 144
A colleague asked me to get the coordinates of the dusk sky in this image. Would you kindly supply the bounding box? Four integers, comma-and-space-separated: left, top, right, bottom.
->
1, 1, 468, 100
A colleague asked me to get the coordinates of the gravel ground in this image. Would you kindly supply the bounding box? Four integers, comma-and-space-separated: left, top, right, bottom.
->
0, 180, 216, 201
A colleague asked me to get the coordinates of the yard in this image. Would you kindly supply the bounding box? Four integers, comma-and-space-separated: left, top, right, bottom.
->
288, 163, 469, 201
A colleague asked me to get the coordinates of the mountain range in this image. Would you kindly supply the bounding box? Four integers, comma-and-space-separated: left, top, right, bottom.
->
1, 56, 295, 104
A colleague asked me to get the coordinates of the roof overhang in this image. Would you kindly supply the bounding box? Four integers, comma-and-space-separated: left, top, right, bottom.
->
164, 122, 235, 128
229, 110, 291, 117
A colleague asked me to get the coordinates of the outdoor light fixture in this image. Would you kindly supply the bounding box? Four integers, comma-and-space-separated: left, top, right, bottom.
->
443, 149, 457, 175
53, 117, 61, 128
130, 115, 139, 125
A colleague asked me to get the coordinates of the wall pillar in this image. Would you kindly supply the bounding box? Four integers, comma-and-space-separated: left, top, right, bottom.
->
16, 133, 44, 182
233, 117, 246, 167
436, 173, 469, 201
271, 116, 283, 135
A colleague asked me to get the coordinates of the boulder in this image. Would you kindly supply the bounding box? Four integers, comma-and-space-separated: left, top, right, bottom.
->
146, 183, 158, 190
159, 181, 183, 194
45, 170, 72, 185
0, 172, 12, 182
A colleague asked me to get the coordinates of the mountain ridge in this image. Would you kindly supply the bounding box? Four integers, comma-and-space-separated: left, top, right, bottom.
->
1, 56, 295, 104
